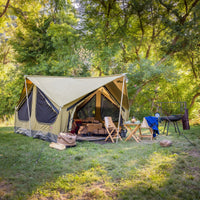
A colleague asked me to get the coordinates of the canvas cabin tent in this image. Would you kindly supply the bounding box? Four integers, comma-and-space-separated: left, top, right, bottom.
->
15, 74, 129, 142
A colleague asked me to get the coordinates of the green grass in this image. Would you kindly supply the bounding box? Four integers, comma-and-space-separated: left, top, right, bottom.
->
0, 124, 200, 200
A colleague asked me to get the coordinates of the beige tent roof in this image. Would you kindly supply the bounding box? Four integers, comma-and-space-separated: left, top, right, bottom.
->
26, 74, 129, 108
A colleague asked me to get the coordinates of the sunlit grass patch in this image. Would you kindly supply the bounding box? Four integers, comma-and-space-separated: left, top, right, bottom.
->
118, 152, 178, 197
117, 144, 200, 199
140, 152, 177, 180
30, 167, 113, 200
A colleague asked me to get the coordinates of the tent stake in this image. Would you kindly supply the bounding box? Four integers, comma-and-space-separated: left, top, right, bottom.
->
25, 77, 32, 136
116, 75, 125, 143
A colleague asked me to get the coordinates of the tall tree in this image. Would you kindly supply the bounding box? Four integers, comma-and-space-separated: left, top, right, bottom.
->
10, 0, 84, 76
79, 0, 200, 117
0, 0, 200, 120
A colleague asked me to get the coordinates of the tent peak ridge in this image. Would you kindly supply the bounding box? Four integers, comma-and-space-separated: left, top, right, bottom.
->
25, 74, 125, 79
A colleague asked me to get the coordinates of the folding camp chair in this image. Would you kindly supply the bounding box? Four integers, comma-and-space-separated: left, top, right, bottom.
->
104, 116, 122, 143
139, 118, 154, 140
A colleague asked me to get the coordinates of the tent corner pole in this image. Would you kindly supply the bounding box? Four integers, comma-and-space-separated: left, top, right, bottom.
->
25, 77, 32, 135
116, 75, 125, 143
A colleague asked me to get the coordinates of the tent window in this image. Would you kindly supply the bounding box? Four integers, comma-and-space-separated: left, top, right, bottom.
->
36, 88, 58, 124
101, 95, 119, 122
77, 95, 96, 119
18, 89, 33, 121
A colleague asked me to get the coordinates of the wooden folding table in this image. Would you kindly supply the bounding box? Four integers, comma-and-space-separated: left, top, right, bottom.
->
124, 123, 142, 143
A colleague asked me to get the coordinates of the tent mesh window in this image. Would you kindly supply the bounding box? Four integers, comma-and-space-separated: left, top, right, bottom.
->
101, 95, 119, 122
36, 88, 58, 124
77, 95, 96, 119
18, 89, 33, 121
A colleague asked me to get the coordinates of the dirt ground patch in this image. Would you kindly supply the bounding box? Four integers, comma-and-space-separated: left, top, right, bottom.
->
187, 149, 200, 183
79, 182, 115, 200
188, 149, 200, 158
0, 180, 13, 199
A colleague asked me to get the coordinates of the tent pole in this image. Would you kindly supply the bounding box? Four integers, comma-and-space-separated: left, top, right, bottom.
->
116, 75, 125, 143
25, 77, 32, 135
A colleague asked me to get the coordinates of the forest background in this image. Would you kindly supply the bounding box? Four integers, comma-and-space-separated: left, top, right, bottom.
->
0, 0, 199, 123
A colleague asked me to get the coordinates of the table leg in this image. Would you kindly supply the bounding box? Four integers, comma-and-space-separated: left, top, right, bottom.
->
125, 128, 132, 141
139, 128, 142, 139
125, 125, 141, 142
131, 134, 141, 143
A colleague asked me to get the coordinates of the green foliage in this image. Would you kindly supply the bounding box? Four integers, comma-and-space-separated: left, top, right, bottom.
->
0, 0, 200, 120
0, 52, 23, 118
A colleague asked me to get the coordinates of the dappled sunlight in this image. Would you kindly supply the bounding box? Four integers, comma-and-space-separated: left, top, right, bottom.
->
29, 167, 113, 200
139, 152, 178, 182
118, 152, 179, 199
29, 151, 180, 199
125, 159, 137, 167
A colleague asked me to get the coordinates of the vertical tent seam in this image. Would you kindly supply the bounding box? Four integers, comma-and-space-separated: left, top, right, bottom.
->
25, 77, 32, 135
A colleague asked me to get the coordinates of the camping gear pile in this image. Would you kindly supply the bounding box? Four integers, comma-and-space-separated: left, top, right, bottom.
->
57, 132, 77, 146
71, 117, 108, 136
50, 132, 77, 150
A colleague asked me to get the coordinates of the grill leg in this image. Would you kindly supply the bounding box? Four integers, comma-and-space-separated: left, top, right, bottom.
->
173, 122, 177, 133
163, 121, 167, 134
166, 121, 170, 136
175, 121, 181, 135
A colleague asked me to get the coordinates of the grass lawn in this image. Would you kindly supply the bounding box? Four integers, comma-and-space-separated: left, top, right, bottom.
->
0, 124, 200, 200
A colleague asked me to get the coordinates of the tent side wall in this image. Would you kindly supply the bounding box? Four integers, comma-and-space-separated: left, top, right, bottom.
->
15, 85, 63, 142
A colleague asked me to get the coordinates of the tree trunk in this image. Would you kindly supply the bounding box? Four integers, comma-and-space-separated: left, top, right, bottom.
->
129, 79, 156, 106
0, 0, 10, 18
190, 92, 200, 108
